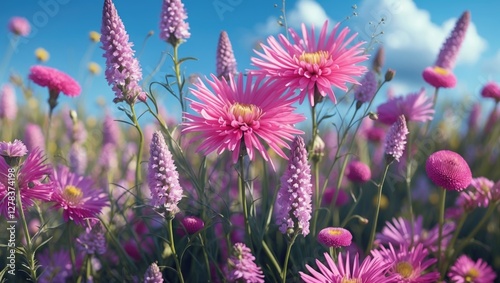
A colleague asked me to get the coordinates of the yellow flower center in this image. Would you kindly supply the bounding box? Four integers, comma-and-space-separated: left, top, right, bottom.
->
230, 102, 262, 125
465, 268, 479, 282
299, 51, 330, 65
89, 31, 101, 42
341, 278, 361, 283
88, 62, 101, 75
395, 261, 413, 278
328, 229, 343, 236
433, 66, 450, 75
63, 185, 83, 203
35, 48, 50, 62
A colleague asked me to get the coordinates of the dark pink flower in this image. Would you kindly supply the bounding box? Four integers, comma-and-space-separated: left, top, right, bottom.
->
29, 65, 81, 97
182, 74, 305, 170
480, 81, 500, 101
8, 16, 30, 36
300, 252, 389, 283
377, 88, 434, 125
178, 215, 205, 235
317, 227, 352, 248
371, 243, 439, 283
426, 150, 472, 191
346, 160, 372, 183
251, 21, 368, 106
51, 165, 109, 226
422, 66, 457, 89
448, 255, 497, 283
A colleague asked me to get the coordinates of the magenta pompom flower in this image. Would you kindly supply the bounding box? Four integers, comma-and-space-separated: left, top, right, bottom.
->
101, 0, 146, 104
480, 81, 500, 102
226, 242, 265, 283
0, 84, 17, 121
29, 65, 81, 97
182, 74, 305, 169
371, 243, 439, 283
148, 131, 183, 216
159, 0, 190, 46
422, 11, 470, 89
448, 255, 497, 283
144, 262, 164, 283
300, 252, 389, 283
0, 147, 53, 217
51, 165, 109, 226
426, 150, 472, 191
251, 20, 368, 106
216, 31, 238, 80
385, 115, 409, 163
8, 16, 31, 36
346, 160, 372, 183
377, 88, 434, 125
317, 227, 353, 248
178, 215, 205, 235
275, 136, 313, 236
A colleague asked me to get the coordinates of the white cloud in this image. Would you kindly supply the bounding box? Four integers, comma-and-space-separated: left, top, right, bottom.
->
255, 0, 331, 37
354, 0, 487, 89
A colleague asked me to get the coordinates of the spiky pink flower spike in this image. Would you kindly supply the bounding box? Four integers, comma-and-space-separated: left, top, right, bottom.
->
384, 115, 409, 163
24, 123, 45, 152
101, 0, 146, 104
226, 243, 265, 283
422, 11, 470, 89
426, 150, 472, 191
480, 81, 500, 102
8, 16, 30, 36
275, 136, 313, 236
346, 160, 372, 183
0, 84, 17, 120
372, 46, 385, 74
448, 255, 497, 283
76, 222, 107, 255
354, 70, 378, 106
216, 31, 238, 80
148, 131, 183, 217
251, 20, 368, 106
144, 262, 164, 283
317, 227, 352, 248
159, 0, 190, 46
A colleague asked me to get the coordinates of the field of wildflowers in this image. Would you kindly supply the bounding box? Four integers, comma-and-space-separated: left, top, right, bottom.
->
0, 1, 499, 282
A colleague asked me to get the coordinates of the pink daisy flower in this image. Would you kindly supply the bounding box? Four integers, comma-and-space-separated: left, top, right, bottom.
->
251, 20, 368, 106
182, 74, 305, 169
0, 139, 28, 159
300, 252, 390, 283
377, 88, 434, 125
425, 150, 472, 191
371, 243, 439, 283
0, 147, 53, 217
50, 165, 109, 226
448, 255, 497, 283
8, 16, 31, 36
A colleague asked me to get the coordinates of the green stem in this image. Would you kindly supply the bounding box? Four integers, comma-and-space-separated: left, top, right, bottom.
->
281, 233, 298, 283
442, 212, 468, 274
405, 126, 415, 245
262, 240, 282, 275
129, 104, 144, 200
68, 223, 77, 281
198, 234, 211, 280
437, 188, 447, 279
168, 218, 185, 283
238, 155, 252, 246
310, 102, 321, 236
366, 163, 390, 253
173, 43, 185, 113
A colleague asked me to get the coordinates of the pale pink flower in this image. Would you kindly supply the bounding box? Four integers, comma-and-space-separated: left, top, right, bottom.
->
377, 88, 434, 125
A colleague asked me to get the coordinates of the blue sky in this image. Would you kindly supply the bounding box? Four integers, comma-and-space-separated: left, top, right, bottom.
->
1, 0, 500, 123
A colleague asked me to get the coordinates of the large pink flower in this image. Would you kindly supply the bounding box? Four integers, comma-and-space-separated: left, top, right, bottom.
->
182, 74, 305, 169
251, 21, 368, 106
29, 65, 81, 97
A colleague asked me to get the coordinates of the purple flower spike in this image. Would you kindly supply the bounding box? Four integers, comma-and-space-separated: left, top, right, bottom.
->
426, 150, 472, 191
148, 131, 183, 217
384, 115, 409, 163
354, 71, 378, 104
144, 262, 164, 283
275, 136, 313, 236
76, 222, 107, 255
101, 0, 146, 104
216, 31, 238, 80
226, 243, 265, 283
24, 123, 45, 152
159, 0, 190, 46
0, 84, 17, 120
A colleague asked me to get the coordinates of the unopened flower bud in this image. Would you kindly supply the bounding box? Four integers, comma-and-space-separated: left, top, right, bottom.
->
369, 112, 379, 120
385, 69, 396, 82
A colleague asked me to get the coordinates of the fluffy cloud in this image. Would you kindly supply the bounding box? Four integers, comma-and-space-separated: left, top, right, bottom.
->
354, 0, 487, 91
255, 0, 331, 37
